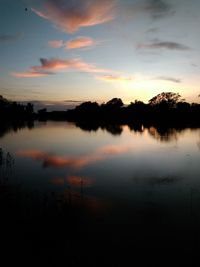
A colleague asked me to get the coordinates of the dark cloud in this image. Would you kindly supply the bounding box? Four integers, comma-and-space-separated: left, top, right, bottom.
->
191, 63, 198, 68
148, 176, 182, 185
145, 27, 159, 33
155, 76, 181, 83
0, 33, 21, 43
138, 41, 191, 51
144, 0, 175, 19
64, 100, 85, 103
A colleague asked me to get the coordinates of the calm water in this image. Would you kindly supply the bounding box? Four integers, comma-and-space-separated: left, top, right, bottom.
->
1, 121, 200, 266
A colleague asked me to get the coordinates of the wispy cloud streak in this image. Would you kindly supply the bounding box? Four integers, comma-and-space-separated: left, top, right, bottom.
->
138, 41, 191, 51
0, 33, 21, 43
154, 76, 181, 83
142, 0, 175, 19
66, 37, 95, 50
48, 40, 64, 48
48, 37, 96, 50
97, 74, 133, 82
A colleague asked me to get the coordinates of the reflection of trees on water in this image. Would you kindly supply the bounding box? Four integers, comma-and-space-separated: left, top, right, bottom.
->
0, 121, 34, 138
197, 133, 200, 151
75, 122, 123, 135
128, 123, 144, 133
0, 148, 15, 183
147, 127, 180, 142
101, 125, 123, 135
75, 121, 99, 132
75, 121, 188, 142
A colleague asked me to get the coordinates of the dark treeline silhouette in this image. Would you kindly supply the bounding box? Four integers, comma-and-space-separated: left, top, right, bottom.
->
0, 95, 35, 136
0, 95, 35, 121
1, 92, 200, 127
66, 93, 200, 128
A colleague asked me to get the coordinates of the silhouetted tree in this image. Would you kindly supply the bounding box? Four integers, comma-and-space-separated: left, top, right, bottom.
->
38, 108, 47, 115
176, 101, 190, 111
25, 103, 34, 114
149, 92, 182, 108
75, 101, 99, 112
104, 98, 124, 108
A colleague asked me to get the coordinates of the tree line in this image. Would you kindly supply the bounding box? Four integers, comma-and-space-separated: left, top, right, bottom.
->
0, 95, 34, 121
66, 92, 200, 126
1, 92, 200, 126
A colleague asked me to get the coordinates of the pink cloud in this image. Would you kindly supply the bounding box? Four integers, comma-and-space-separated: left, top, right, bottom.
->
32, 58, 109, 73
12, 57, 110, 78
66, 37, 95, 49
97, 74, 133, 82
48, 37, 95, 50
12, 71, 50, 77
48, 40, 64, 48
32, 0, 115, 33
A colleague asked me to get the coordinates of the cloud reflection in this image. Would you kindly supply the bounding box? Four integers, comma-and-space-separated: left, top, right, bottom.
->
50, 177, 65, 185
50, 175, 93, 187
67, 176, 93, 187
62, 189, 108, 214
16, 144, 131, 169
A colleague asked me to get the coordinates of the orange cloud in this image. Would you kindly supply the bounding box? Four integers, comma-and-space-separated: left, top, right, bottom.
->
66, 37, 95, 50
12, 57, 110, 78
32, 0, 115, 33
98, 74, 133, 82
48, 40, 64, 48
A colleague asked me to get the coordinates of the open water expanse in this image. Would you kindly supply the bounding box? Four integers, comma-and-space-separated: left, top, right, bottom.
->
1, 121, 200, 266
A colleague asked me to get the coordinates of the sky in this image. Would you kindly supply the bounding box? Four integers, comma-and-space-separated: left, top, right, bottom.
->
0, 0, 200, 110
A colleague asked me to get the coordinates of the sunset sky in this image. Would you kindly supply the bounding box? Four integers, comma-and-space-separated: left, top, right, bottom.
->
0, 0, 200, 110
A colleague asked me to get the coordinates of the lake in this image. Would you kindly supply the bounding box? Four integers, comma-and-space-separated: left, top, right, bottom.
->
1, 121, 200, 266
